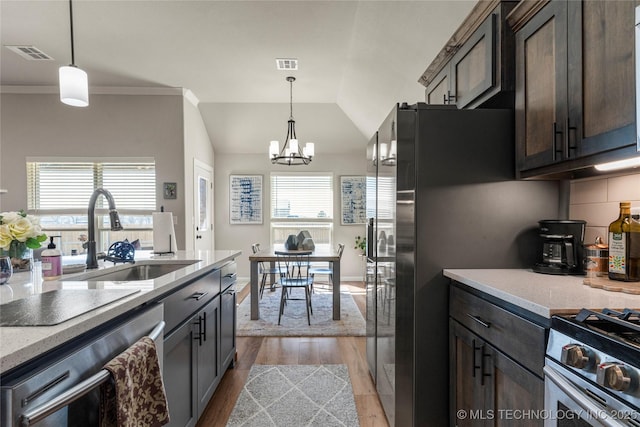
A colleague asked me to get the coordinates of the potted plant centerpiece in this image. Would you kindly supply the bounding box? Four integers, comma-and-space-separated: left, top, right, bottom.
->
0, 210, 47, 271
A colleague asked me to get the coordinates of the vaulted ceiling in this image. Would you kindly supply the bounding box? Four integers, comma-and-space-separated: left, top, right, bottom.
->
1, 1, 476, 155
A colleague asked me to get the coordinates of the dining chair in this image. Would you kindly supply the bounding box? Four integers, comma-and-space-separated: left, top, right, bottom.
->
251, 243, 286, 299
275, 250, 314, 325
308, 243, 344, 292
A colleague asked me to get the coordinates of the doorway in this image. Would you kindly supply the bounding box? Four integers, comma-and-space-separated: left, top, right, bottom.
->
193, 159, 213, 252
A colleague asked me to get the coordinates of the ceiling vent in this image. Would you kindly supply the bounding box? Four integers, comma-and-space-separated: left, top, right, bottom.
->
6, 45, 54, 60
276, 58, 298, 71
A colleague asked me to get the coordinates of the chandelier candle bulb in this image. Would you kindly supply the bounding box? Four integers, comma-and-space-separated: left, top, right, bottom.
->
289, 139, 298, 153
269, 141, 279, 158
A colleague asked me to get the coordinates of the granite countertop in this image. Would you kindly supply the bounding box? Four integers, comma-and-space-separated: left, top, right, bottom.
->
0, 249, 241, 374
443, 269, 640, 319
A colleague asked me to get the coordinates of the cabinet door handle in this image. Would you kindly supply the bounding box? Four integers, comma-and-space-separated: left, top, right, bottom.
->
202, 311, 207, 342
567, 118, 577, 157
481, 349, 492, 386
193, 316, 203, 346
467, 313, 491, 328
190, 291, 208, 301
553, 122, 564, 161
472, 339, 481, 378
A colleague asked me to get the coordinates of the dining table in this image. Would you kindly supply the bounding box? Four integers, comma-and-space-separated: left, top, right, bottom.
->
248, 247, 341, 320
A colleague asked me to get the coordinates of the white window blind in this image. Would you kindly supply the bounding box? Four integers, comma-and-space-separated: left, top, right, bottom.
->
27, 161, 156, 212
271, 174, 333, 219
365, 175, 395, 220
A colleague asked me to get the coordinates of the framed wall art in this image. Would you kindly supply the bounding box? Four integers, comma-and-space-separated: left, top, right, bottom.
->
163, 182, 177, 199
340, 175, 366, 225
230, 174, 263, 224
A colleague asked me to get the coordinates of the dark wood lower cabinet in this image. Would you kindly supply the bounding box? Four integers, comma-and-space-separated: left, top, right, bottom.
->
451, 320, 544, 427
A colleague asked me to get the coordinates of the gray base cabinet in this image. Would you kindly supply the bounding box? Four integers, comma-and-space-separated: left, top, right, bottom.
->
162, 261, 237, 427
196, 296, 221, 418
220, 285, 236, 371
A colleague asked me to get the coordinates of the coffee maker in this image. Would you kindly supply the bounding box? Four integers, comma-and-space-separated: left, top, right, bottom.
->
533, 219, 586, 275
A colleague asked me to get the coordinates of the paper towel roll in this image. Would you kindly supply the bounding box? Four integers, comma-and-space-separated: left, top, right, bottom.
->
153, 212, 177, 254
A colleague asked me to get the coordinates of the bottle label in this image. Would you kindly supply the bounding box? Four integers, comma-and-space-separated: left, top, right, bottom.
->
41, 255, 61, 277
609, 232, 626, 274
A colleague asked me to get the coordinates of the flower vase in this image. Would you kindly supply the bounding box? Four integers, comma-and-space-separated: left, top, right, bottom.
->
0, 256, 12, 285
0, 241, 33, 272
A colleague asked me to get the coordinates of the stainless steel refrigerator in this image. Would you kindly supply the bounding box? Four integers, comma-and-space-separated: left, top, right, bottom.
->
365, 103, 562, 426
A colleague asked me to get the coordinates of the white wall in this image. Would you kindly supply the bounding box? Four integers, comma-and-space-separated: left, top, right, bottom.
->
183, 93, 215, 251
0, 92, 187, 247
214, 152, 369, 281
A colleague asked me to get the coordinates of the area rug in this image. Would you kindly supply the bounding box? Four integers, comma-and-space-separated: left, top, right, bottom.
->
227, 364, 360, 427
236, 287, 365, 337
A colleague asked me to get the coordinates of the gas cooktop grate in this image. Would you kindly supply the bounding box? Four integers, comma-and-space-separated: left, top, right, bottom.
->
573, 308, 640, 346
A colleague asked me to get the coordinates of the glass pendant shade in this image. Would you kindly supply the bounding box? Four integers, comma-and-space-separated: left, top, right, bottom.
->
269, 141, 279, 158
304, 142, 314, 158
59, 65, 88, 107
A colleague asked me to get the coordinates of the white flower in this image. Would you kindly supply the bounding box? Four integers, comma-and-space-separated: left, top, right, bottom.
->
0, 225, 12, 249
0, 211, 47, 251
0, 211, 21, 224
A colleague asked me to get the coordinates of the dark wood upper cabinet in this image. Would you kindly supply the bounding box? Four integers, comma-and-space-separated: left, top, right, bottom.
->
512, 0, 638, 179
514, 0, 568, 172
425, 66, 450, 105
451, 14, 496, 108
420, 1, 517, 109
569, 0, 636, 158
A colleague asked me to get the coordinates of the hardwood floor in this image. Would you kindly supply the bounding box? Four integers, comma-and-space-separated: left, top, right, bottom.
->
195, 281, 389, 427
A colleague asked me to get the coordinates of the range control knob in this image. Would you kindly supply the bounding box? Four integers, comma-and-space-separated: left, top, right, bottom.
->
597, 363, 634, 392
561, 344, 594, 370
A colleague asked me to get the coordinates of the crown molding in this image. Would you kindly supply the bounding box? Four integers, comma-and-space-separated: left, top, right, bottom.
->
182, 89, 200, 107
0, 85, 184, 96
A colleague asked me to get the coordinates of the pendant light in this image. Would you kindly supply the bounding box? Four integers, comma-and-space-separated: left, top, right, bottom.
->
59, 0, 88, 107
269, 76, 314, 165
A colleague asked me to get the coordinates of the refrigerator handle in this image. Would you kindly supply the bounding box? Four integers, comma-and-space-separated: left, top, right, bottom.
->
367, 217, 374, 259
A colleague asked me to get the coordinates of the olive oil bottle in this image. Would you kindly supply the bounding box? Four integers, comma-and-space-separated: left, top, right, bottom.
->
608, 201, 640, 281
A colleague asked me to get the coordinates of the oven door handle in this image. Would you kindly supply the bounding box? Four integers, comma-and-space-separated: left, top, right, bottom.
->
544, 365, 626, 427
20, 320, 165, 427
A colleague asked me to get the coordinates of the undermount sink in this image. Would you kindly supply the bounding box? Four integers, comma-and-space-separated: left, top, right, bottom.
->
67, 261, 198, 282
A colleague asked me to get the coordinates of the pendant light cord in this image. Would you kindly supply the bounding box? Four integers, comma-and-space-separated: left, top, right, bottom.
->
69, 0, 75, 65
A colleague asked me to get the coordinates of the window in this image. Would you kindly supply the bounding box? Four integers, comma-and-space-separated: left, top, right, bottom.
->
270, 173, 333, 250
27, 158, 156, 255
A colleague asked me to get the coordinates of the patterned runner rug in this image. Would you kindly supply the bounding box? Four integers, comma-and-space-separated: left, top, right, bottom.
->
227, 364, 360, 427
236, 287, 365, 337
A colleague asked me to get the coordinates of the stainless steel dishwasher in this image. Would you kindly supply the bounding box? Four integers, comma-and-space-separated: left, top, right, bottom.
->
1, 303, 164, 427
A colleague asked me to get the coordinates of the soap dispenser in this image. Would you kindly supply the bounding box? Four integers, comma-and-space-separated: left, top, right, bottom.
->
42, 236, 62, 281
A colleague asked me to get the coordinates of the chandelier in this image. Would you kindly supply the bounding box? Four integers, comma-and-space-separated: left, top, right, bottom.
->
269, 76, 314, 165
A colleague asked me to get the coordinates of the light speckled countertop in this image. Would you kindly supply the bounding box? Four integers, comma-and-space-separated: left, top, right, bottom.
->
443, 269, 640, 319
0, 249, 241, 374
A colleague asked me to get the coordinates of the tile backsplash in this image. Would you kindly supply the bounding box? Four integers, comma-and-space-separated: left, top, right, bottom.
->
569, 171, 640, 244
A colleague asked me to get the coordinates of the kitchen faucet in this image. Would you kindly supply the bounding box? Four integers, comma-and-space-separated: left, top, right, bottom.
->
86, 188, 123, 269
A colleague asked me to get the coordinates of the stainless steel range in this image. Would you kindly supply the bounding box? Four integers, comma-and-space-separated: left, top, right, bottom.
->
545, 309, 640, 427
